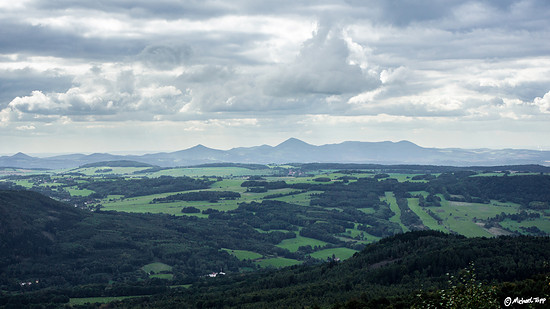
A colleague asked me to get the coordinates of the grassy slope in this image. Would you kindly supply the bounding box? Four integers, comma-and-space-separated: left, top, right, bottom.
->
309, 247, 357, 260
383, 192, 408, 232
406, 197, 448, 232
276, 235, 328, 252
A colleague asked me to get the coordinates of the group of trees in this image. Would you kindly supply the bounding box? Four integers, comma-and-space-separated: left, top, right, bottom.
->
152, 190, 240, 203
396, 198, 425, 230
429, 173, 550, 207
417, 193, 441, 207
81, 176, 213, 198
485, 210, 541, 224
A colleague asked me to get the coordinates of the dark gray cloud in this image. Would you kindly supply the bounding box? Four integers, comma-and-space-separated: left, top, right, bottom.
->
0, 68, 73, 108
343, 0, 550, 30
0, 20, 146, 60
466, 81, 550, 103
32, 0, 232, 19
31, 0, 341, 20
138, 45, 193, 70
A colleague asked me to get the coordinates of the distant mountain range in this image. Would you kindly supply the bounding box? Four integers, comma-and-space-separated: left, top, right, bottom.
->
1, 138, 550, 169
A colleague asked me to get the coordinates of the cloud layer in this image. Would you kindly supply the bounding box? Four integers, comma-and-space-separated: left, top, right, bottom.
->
1, 0, 550, 152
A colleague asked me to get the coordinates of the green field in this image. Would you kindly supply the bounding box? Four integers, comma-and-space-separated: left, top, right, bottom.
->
100, 189, 243, 216
66, 186, 95, 197
101, 194, 200, 215
342, 226, 381, 243
70, 167, 150, 176
99, 178, 318, 215
254, 257, 301, 268
270, 190, 322, 206
142, 262, 172, 274
500, 217, 550, 234
309, 247, 358, 260
399, 195, 530, 237
211, 179, 248, 192
276, 235, 328, 252
69, 296, 145, 305
410, 191, 429, 198
387, 173, 427, 182
148, 167, 274, 177
12, 179, 35, 188
383, 192, 408, 232
222, 248, 263, 260
470, 172, 505, 177
407, 198, 448, 232
434, 196, 514, 237
142, 262, 174, 280
150, 273, 174, 280
0, 168, 55, 177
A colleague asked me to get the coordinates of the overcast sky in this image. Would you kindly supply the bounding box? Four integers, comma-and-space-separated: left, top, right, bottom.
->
1, 0, 550, 154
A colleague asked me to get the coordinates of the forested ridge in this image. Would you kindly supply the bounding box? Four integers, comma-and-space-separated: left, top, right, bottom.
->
0, 190, 297, 307
111, 231, 550, 308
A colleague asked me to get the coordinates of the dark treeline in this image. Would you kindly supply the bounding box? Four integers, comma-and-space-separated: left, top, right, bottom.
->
263, 190, 307, 199
303, 173, 550, 211
417, 193, 442, 207
241, 180, 288, 189
80, 176, 213, 198
79, 160, 155, 168
430, 173, 550, 207
152, 190, 240, 203
396, 198, 425, 230
185, 163, 270, 170
485, 210, 541, 225
296, 163, 550, 173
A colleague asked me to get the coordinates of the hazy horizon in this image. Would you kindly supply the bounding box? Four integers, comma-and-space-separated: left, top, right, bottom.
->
2, 1, 550, 154
2, 137, 550, 158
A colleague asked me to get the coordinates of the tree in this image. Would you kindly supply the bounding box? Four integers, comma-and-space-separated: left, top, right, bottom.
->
413, 263, 499, 309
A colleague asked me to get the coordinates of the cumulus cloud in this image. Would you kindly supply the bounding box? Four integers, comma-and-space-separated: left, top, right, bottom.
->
534, 91, 550, 113
5, 66, 191, 120
266, 20, 379, 98
16, 125, 36, 131
0, 68, 72, 109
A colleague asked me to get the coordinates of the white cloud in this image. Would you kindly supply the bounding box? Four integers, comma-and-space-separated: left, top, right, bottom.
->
534, 91, 550, 113
16, 124, 35, 130
4, 65, 192, 120
9, 90, 65, 115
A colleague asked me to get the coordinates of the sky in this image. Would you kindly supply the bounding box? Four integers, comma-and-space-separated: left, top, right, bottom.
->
1, 0, 550, 154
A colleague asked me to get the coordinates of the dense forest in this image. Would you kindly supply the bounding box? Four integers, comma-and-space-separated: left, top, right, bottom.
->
103, 231, 550, 308
0, 191, 296, 298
